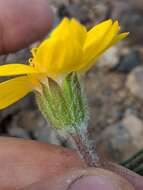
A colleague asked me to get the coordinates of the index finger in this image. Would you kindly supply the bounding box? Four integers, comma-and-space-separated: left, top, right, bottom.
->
0, 0, 53, 54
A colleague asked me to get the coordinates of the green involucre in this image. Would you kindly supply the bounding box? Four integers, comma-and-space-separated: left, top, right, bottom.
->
36, 73, 89, 132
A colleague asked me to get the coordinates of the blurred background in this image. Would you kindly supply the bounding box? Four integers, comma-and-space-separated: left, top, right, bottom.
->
0, 0, 143, 164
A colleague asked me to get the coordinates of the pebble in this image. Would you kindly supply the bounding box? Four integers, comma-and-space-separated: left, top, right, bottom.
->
8, 126, 30, 139
114, 50, 140, 73
4, 48, 30, 64
126, 66, 143, 99
96, 112, 143, 162
97, 46, 119, 69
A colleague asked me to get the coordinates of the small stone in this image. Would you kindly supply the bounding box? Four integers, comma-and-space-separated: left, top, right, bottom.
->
130, 0, 143, 10
114, 50, 140, 73
97, 46, 119, 69
96, 113, 143, 162
121, 8, 143, 45
8, 126, 30, 139
5, 48, 30, 64
126, 66, 143, 99
34, 124, 61, 145
0, 55, 6, 65
122, 112, 143, 148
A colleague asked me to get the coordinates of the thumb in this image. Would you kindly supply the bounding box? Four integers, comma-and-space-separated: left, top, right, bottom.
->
21, 168, 135, 190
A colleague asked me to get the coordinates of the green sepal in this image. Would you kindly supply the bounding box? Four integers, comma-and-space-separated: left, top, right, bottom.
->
36, 78, 72, 129
36, 73, 88, 131
62, 72, 88, 127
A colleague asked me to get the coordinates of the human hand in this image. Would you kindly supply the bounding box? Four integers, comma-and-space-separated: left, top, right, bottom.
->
0, 0, 142, 190
0, 137, 142, 190
0, 0, 52, 54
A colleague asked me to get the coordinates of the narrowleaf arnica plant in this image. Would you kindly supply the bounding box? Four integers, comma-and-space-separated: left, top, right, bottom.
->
0, 18, 128, 166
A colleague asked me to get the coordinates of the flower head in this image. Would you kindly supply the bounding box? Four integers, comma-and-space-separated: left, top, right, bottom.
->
0, 18, 128, 109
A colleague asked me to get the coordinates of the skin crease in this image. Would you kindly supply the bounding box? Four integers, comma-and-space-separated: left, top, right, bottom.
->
0, 138, 142, 190
0, 0, 142, 189
0, 138, 85, 190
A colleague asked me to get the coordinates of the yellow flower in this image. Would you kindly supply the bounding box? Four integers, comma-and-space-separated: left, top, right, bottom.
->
0, 18, 128, 109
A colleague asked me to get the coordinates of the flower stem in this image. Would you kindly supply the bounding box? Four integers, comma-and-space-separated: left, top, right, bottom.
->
70, 125, 101, 167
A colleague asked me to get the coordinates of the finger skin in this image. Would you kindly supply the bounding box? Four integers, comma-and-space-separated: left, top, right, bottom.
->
0, 0, 53, 54
0, 137, 142, 190
21, 168, 135, 190
0, 137, 85, 190
104, 162, 143, 190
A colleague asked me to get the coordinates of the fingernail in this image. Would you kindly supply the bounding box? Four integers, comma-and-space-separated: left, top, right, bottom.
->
21, 168, 135, 190
69, 175, 124, 190
68, 168, 135, 190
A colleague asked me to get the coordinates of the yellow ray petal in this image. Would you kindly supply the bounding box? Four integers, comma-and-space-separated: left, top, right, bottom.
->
110, 32, 129, 46
85, 19, 113, 49
70, 18, 87, 46
0, 64, 41, 76
97, 21, 120, 51
32, 34, 82, 79
91, 21, 120, 57
31, 18, 71, 69
81, 20, 113, 69
50, 17, 70, 38
30, 18, 71, 68
0, 76, 37, 109
94, 32, 129, 60
80, 20, 120, 71
31, 18, 86, 71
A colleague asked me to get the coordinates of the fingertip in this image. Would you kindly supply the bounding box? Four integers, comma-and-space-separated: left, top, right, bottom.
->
21, 168, 135, 190
69, 169, 135, 190
0, 0, 53, 54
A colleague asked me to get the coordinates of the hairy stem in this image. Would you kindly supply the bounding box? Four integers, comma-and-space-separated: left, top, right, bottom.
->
70, 125, 101, 167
